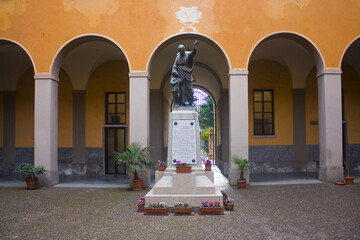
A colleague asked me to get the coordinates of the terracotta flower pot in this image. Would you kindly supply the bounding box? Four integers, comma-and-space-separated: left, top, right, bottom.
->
176, 166, 191, 173
158, 165, 165, 171
138, 205, 144, 212
25, 177, 38, 190
223, 202, 234, 211
133, 179, 143, 190
174, 207, 192, 214
200, 207, 222, 214
205, 165, 211, 171
345, 176, 354, 185
237, 179, 247, 189
144, 207, 168, 215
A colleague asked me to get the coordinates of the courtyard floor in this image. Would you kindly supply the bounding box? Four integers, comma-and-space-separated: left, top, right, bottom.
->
0, 182, 359, 240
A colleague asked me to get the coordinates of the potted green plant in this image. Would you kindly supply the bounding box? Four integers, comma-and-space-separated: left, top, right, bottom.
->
114, 142, 153, 190
174, 201, 192, 215
157, 160, 166, 171
16, 162, 46, 190
344, 158, 354, 185
232, 155, 251, 189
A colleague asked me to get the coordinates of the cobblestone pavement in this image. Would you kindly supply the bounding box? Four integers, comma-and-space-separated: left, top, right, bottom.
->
0, 184, 359, 240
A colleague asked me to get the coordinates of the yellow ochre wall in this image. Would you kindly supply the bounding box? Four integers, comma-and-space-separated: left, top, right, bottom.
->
248, 60, 293, 146
342, 63, 360, 144
305, 68, 319, 145
85, 61, 129, 147
15, 68, 34, 147
0, 0, 360, 72
58, 69, 73, 147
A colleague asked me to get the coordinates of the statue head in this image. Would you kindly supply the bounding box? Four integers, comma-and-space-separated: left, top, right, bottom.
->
178, 45, 185, 56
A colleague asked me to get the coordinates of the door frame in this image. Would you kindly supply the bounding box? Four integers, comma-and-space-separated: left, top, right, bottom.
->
103, 125, 128, 175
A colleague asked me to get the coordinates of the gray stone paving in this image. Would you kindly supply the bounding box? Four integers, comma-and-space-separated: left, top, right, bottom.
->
0, 183, 359, 240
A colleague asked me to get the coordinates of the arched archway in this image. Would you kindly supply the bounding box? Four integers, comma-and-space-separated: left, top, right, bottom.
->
341, 37, 360, 173
35, 35, 130, 185
0, 39, 35, 175
147, 33, 230, 174
248, 32, 324, 180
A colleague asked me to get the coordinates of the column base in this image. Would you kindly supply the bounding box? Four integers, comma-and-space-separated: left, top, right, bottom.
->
229, 169, 250, 186
319, 166, 344, 182
38, 170, 59, 187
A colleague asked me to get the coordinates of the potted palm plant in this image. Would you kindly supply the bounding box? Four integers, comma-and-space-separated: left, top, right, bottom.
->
16, 162, 46, 190
114, 142, 153, 190
232, 155, 251, 189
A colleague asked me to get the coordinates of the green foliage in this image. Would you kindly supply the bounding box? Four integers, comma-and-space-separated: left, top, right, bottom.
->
16, 162, 46, 177
198, 96, 214, 129
114, 142, 152, 180
232, 155, 251, 180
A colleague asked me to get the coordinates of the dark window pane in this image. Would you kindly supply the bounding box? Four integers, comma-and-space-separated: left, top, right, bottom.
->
264, 113, 273, 124
264, 102, 272, 112
117, 93, 125, 103
108, 104, 115, 113
264, 124, 273, 135
254, 91, 262, 101
254, 102, 262, 113
254, 119, 263, 134
254, 113, 262, 120
264, 91, 272, 101
119, 114, 126, 124
108, 94, 115, 103
117, 104, 125, 113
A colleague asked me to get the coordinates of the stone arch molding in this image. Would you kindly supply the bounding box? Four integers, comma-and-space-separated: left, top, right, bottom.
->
50, 34, 131, 88
0, 38, 36, 91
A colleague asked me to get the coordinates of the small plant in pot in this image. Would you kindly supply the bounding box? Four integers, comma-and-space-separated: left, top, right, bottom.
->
205, 159, 212, 171
232, 155, 251, 189
157, 160, 166, 171
344, 158, 354, 185
16, 162, 46, 190
114, 142, 153, 191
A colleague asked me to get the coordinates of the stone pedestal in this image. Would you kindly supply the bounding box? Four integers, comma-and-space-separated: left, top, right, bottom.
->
145, 109, 222, 207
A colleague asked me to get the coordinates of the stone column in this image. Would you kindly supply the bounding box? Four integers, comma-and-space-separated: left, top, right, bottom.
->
3, 92, 16, 164
34, 74, 59, 186
317, 69, 343, 182
228, 69, 249, 185
129, 71, 150, 187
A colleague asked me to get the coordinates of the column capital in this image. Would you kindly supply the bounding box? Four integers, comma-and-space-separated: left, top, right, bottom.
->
129, 71, 149, 79
229, 69, 249, 77
34, 73, 59, 82
316, 68, 342, 78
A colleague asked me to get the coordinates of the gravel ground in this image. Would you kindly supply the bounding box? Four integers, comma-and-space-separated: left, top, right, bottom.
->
0, 184, 359, 240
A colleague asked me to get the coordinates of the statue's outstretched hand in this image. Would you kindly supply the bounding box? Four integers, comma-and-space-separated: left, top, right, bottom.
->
194, 40, 199, 48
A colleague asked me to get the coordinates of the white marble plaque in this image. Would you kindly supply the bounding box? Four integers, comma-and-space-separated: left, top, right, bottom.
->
171, 119, 197, 164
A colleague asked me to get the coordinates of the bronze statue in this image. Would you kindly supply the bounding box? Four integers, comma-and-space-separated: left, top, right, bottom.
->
170, 40, 199, 107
